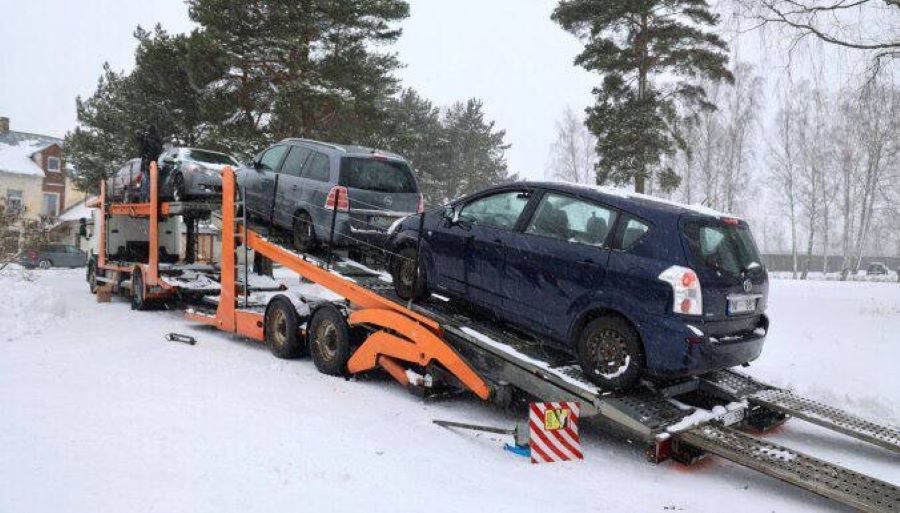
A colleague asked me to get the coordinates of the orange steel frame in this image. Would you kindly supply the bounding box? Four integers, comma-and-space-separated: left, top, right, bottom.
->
97, 162, 170, 297
186, 167, 491, 400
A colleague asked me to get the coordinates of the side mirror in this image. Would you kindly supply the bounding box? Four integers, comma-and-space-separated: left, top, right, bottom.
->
252, 160, 264, 171
441, 206, 455, 221
162, 156, 175, 166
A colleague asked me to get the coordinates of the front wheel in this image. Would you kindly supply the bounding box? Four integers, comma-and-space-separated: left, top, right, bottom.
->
308, 304, 352, 376
577, 316, 644, 390
392, 246, 428, 301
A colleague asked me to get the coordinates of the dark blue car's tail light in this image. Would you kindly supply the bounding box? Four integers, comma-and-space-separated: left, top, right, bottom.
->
659, 265, 703, 315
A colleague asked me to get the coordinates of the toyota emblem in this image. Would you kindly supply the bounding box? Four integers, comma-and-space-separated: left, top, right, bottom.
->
742, 279, 753, 293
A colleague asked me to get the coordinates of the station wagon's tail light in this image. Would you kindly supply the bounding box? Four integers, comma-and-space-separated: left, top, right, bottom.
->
27, 250, 37, 262
659, 265, 703, 315
324, 186, 349, 211
417, 193, 425, 214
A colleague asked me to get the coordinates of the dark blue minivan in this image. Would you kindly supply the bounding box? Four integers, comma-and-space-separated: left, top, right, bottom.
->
388, 182, 769, 389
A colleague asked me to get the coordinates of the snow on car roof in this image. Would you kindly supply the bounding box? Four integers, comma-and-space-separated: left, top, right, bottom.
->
545, 180, 739, 220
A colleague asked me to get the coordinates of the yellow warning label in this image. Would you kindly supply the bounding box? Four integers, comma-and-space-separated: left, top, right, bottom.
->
544, 408, 569, 430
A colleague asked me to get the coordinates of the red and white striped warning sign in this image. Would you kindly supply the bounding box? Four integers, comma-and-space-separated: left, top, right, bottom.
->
529, 401, 583, 464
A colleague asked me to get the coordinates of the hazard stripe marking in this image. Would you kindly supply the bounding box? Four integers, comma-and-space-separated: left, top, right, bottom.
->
529, 401, 583, 464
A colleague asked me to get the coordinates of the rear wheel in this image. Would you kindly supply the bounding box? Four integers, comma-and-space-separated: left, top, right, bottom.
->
577, 316, 644, 390
292, 211, 318, 253
308, 304, 352, 376
265, 297, 306, 359
392, 246, 428, 301
38, 259, 51, 270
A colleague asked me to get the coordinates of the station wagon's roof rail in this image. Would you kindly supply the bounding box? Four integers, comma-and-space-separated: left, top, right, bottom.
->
280, 138, 347, 153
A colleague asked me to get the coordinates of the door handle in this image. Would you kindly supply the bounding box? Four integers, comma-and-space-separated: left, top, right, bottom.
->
492, 238, 502, 244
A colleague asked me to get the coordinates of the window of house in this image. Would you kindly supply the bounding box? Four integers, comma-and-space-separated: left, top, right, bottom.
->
41, 192, 59, 217
47, 156, 61, 172
6, 190, 24, 216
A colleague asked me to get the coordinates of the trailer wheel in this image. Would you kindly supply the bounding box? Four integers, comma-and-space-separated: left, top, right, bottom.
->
392, 246, 428, 301
577, 315, 644, 390
87, 261, 98, 294
308, 304, 352, 376
131, 270, 150, 311
265, 297, 306, 359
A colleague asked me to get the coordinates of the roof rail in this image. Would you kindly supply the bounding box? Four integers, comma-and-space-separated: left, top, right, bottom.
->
280, 138, 347, 153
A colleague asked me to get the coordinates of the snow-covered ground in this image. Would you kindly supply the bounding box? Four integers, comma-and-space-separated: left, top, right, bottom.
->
0, 268, 897, 513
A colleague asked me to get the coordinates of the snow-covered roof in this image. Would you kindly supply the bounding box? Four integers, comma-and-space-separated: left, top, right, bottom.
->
547, 180, 739, 219
58, 198, 94, 222
0, 130, 64, 177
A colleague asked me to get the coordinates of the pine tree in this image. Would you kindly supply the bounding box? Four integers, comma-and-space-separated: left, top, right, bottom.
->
186, 0, 409, 148
440, 99, 515, 202
375, 89, 446, 203
552, 0, 733, 193
66, 26, 226, 191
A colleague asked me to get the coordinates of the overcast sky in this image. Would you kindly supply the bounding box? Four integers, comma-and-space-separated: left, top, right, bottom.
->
0, 0, 599, 180
0, 0, 888, 182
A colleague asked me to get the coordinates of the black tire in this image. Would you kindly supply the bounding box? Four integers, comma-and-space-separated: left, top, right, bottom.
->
392, 246, 428, 301
292, 211, 318, 253
87, 261, 98, 294
172, 173, 186, 202
308, 304, 352, 376
131, 270, 149, 311
265, 297, 307, 359
38, 259, 52, 270
577, 315, 644, 390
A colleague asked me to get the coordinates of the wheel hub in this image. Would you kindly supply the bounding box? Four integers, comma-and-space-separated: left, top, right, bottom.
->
271, 309, 288, 348
316, 322, 338, 360
400, 258, 417, 287
591, 329, 628, 375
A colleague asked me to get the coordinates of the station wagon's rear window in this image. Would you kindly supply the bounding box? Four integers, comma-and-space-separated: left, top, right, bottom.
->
339, 158, 417, 193
683, 220, 762, 276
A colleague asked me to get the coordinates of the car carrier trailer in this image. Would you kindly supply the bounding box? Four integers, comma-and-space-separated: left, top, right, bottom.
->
90, 163, 899, 513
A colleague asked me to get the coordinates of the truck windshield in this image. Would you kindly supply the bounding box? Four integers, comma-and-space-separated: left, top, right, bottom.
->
339, 158, 418, 193
683, 220, 763, 277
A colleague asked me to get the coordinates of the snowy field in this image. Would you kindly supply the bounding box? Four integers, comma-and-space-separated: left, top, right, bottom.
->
1, 268, 897, 513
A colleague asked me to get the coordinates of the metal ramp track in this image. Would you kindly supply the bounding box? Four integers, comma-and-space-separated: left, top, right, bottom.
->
750, 389, 900, 454
700, 370, 900, 454
679, 425, 899, 513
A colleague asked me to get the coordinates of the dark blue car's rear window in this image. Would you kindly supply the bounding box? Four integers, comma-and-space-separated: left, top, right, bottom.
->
682, 220, 763, 276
